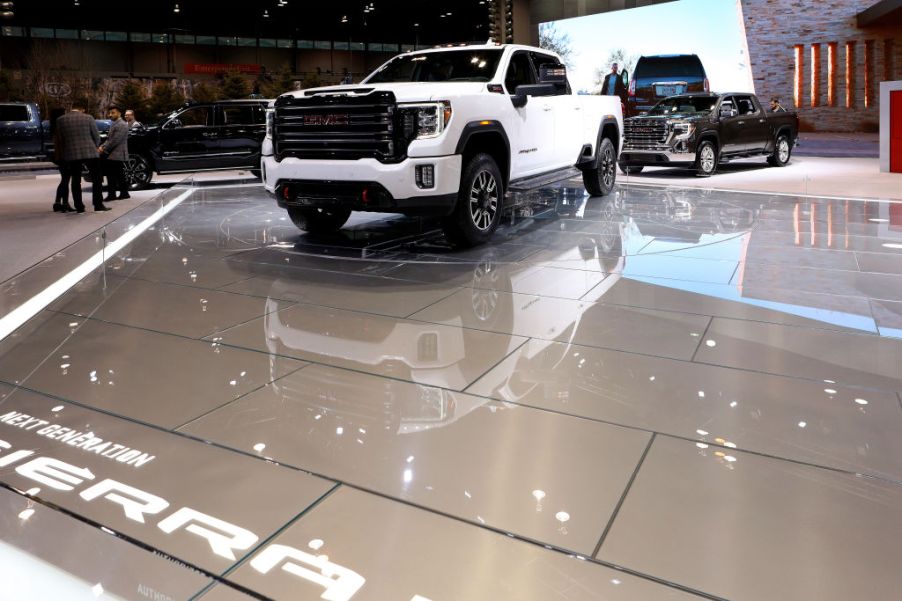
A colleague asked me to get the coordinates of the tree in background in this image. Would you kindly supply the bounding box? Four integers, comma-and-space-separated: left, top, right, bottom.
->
538, 22, 574, 68
300, 72, 322, 90
0, 71, 19, 101
219, 71, 250, 99
593, 48, 638, 94
190, 81, 220, 103
263, 67, 298, 98
115, 79, 148, 117
147, 81, 185, 118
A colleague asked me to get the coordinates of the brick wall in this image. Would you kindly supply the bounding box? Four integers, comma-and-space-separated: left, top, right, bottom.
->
740, 0, 902, 132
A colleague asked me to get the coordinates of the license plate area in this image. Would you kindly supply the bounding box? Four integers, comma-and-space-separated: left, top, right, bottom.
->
655, 84, 686, 97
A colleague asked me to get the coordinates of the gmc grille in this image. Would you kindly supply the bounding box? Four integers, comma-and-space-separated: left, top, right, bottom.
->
274, 91, 410, 162
624, 119, 668, 150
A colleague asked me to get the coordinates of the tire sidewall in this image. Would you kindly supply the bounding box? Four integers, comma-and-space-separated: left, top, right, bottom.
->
696, 140, 718, 177
774, 134, 791, 166
125, 155, 152, 190
447, 153, 503, 246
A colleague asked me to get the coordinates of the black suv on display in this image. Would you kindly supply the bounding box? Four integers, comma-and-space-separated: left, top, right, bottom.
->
123, 99, 270, 188
626, 54, 708, 117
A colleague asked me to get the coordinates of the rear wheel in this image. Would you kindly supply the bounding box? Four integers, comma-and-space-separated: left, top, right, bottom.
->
619, 163, 644, 175
442, 153, 503, 247
767, 133, 791, 167
583, 137, 617, 197
123, 154, 153, 190
694, 140, 718, 177
287, 207, 351, 233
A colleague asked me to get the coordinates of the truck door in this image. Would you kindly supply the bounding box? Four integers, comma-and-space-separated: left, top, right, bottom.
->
735, 95, 768, 152
504, 50, 554, 176
157, 105, 219, 172
216, 103, 267, 169
530, 52, 580, 169
718, 96, 745, 154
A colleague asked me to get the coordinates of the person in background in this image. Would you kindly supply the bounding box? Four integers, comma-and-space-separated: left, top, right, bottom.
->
124, 109, 143, 129
55, 106, 109, 212
769, 97, 786, 112
49, 107, 72, 213
602, 63, 626, 104
99, 104, 131, 201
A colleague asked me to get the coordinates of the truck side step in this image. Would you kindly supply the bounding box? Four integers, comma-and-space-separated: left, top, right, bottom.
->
508, 167, 581, 192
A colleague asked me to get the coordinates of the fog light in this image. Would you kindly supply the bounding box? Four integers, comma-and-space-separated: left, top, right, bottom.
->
415, 164, 435, 189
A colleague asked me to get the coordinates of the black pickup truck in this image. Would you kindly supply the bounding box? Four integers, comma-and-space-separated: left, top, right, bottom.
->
619, 92, 798, 177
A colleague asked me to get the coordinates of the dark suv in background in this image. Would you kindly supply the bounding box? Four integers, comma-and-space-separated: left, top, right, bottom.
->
123, 99, 270, 189
626, 54, 708, 117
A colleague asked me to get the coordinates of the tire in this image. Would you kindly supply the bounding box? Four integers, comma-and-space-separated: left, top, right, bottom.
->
767, 133, 792, 167
442, 153, 503, 248
583, 137, 617, 197
694, 140, 719, 177
287, 206, 351, 233
123, 154, 153, 190
619, 163, 644, 175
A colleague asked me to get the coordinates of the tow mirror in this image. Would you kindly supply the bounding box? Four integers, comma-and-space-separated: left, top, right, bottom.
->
719, 106, 737, 119
621, 71, 629, 86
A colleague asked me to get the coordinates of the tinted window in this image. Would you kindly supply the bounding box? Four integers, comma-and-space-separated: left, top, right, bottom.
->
648, 96, 719, 115
505, 51, 535, 93
634, 56, 705, 79
176, 106, 210, 127
221, 105, 264, 126
530, 52, 570, 95
366, 50, 503, 83
0, 105, 30, 121
735, 95, 757, 115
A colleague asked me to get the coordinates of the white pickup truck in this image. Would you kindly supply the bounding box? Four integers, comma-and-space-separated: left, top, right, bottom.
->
261, 43, 623, 246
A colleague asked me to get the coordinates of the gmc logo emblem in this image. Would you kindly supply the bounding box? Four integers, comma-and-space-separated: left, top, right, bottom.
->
303, 114, 350, 126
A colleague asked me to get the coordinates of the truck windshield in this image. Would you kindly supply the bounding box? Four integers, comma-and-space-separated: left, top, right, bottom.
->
648, 96, 719, 115
365, 50, 504, 83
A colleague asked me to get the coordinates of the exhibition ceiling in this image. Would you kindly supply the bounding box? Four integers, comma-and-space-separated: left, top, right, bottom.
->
5, 0, 493, 43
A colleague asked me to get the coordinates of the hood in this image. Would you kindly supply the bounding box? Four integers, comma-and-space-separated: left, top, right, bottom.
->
281, 82, 487, 103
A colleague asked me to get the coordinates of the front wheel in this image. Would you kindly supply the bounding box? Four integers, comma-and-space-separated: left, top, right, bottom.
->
694, 140, 719, 177
123, 154, 153, 190
287, 207, 351, 233
619, 163, 644, 175
583, 137, 617, 197
442, 153, 503, 248
767, 134, 792, 167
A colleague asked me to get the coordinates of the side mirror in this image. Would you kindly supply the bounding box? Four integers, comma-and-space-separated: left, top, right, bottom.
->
719, 107, 737, 119
164, 118, 182, 129
621, 71, 629, 87
512, 92, 528, 109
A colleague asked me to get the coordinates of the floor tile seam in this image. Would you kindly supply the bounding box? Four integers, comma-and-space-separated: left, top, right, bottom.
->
746, 258, 902, 279
592, 433, 656, 558
689, 317, 714, 362
706, 313, 902, 342
170, 362, 313, 432
217, 482, 343, 584
0, 480, 228, 591
460, 281, 609, 302
401, 286, 467, 319
584, 296, 879, 336
164, 430, 726, 601
460, 337, 531, 395
122, 270, 262, 295
529, 263, 738, 286
42, 309, 250, 344
450, 382, 902, 487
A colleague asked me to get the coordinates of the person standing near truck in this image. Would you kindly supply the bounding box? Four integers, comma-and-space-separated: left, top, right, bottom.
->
56, 106, 109, 212
124, 109, 143, 130
602, 63, 626, 104
99, 104, 131, 201
49, 108, 73, 213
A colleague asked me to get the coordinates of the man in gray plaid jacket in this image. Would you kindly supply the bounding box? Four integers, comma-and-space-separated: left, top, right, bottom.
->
100, 105, 131, 201
56, 106, 109, 212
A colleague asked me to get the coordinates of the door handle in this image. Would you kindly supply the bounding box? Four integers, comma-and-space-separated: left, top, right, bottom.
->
202, 132, 216, 137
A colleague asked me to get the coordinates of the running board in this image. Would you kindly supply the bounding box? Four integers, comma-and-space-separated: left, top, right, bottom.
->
508, 167, 581, 192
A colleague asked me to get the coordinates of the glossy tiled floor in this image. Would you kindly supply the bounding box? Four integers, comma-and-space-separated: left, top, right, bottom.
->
1, 180, 901, 601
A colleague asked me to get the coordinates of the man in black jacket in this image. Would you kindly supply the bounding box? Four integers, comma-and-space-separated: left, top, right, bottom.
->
55, 107, 109, 212
601, 63, 626, 104
99, 104, 131, 201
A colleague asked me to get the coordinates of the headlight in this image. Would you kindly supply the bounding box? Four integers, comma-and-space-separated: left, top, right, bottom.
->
670, 122, 694, 138
400, 101, 452, 139
265, 109, 274, 138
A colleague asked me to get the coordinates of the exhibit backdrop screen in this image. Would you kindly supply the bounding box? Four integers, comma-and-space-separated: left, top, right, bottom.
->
540, 0, 754, 96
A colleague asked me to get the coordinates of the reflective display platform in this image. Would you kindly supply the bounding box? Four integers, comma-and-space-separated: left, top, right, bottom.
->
1, 178, 901, 601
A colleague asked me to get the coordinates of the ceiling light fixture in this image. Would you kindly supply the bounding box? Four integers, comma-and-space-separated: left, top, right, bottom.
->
173, 3, 179, 13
